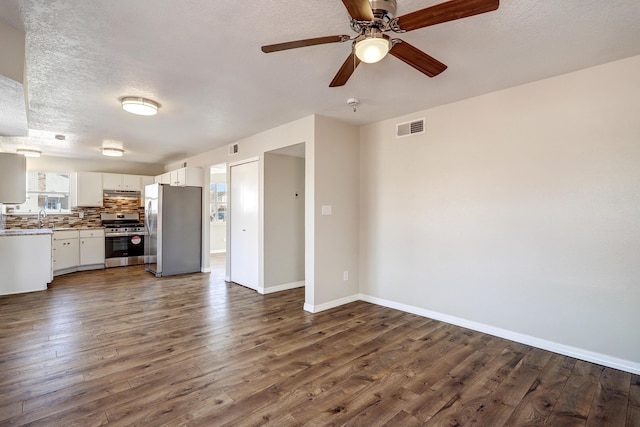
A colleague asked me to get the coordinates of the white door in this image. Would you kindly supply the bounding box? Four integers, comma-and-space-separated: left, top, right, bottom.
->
230, 161, 259, 290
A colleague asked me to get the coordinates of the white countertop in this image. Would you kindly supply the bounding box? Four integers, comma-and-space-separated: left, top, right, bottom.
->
0, 227, 104, 236
0, 228, 54, 236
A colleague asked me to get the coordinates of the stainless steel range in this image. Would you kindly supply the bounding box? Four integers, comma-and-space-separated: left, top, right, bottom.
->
101, 213, 146, 268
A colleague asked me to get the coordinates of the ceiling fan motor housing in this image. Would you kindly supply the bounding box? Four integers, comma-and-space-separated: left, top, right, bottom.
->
370, 0, 397, 19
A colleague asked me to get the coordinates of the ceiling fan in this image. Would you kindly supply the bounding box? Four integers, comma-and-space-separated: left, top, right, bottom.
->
261, 0, 499, 87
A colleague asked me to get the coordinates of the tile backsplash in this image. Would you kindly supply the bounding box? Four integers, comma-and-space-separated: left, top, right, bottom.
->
3, 196, 144, 229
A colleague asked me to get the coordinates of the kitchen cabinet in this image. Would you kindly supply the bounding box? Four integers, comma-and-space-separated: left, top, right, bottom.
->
140, 176, 154, 207
0, 230, 52, 295
79, 229, 105, 267
0, 153, 26, 203
103, 173, 141, 191
154, 172, 171, 185
70, 172, 103, 207
53, 229, 105, 275
173, 167, 203, 187
53, 230, 80, 275
155, 167, 202, 187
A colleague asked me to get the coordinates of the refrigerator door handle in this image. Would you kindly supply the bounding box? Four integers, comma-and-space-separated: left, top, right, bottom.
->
146, 200, 153, 235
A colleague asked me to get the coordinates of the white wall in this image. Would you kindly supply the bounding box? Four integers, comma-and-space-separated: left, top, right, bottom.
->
165, 115, 315, 275
165, 116, 315, 171
27, 156, 164, 176
263, 153, 305, 291
168, 115, 360, 312
307, 116, 360, 310
359, 55, 640, 373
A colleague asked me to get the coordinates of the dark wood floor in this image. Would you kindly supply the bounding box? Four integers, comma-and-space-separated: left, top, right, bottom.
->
0, 257, 638, 426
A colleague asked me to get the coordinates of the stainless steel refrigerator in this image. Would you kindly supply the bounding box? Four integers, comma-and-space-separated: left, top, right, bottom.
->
145, 183, 202, 277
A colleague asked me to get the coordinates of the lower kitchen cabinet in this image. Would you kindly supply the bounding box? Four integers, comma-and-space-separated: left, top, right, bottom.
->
0, 232, 52, 295
79, 229, 105, 267
53, 230, 80, 275
53, 229, 105, 276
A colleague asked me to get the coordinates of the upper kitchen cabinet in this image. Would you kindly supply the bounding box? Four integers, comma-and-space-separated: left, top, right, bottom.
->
154, 172, 171, 185
0, 153, 26, 203
70, 172, 103, 207
155, 167, 203, 187
103, 173, 141, 191
140, 176, 154, 207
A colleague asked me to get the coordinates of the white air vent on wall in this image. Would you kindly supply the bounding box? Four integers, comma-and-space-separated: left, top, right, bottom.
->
228, 143, 239, 155
396, 118, 425, 138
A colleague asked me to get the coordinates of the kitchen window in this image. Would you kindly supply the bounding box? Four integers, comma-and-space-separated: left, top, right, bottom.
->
14, 171, 71, 214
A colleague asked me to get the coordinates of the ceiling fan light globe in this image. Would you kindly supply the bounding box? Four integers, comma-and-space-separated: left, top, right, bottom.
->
355, 37, 390, 64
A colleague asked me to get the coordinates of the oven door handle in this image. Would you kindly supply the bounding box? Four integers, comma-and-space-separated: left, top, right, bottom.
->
105, 232, 146, 238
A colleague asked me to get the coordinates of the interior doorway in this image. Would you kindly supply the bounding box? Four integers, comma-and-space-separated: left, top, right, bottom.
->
262, 143, 305, 293
209, 163, 227, 279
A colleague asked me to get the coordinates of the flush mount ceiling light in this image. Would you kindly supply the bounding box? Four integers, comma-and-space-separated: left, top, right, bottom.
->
16, 148, 41, 158
102, 147, 125, 157
354, 31, 391, 64
120, 97, 159, 116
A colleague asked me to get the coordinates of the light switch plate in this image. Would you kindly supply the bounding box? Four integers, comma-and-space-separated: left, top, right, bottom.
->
321, 205, 332, 215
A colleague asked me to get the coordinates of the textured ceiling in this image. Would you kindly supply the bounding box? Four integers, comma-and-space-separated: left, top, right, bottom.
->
0, 0, 639, 164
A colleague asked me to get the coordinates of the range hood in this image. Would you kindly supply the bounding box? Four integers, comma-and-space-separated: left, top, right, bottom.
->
103, 190, 141, 198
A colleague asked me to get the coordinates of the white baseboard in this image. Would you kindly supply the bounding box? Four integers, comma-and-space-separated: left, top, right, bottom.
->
359, 294, 640, 375
209, 250, 226, 254
303, 294, 361, 313
262, 281, 305, 295
201, 267, 211, 273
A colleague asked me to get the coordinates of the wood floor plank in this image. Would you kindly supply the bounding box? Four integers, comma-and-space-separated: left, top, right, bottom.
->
585, 367, 630, 427
504, 353, 576, 425
0, 257, 637, 426
418, 342, 531, 424
408, 348, 502, 421
545, 360, 604, 426
457, 347, 553, 426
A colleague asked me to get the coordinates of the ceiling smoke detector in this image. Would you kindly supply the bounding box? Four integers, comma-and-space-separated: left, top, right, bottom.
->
347, 97, 360, 112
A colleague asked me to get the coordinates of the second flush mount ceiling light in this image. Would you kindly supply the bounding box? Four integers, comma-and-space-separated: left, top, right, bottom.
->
121, 96, 159, 116
102, 147, 125, 157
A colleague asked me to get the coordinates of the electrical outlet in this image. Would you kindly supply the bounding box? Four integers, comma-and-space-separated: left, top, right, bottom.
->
343, 270, 349, 281
78, 211, 84, 218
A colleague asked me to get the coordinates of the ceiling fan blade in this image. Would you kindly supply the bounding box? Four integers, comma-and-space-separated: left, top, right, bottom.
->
262, 35, 350, 53
389, 40, 447, 77
341, 0, 374, 21
329, 53, 361, 87
395, 0, 499, 32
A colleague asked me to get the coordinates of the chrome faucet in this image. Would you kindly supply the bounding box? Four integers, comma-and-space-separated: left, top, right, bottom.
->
37, 209, 47, 229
